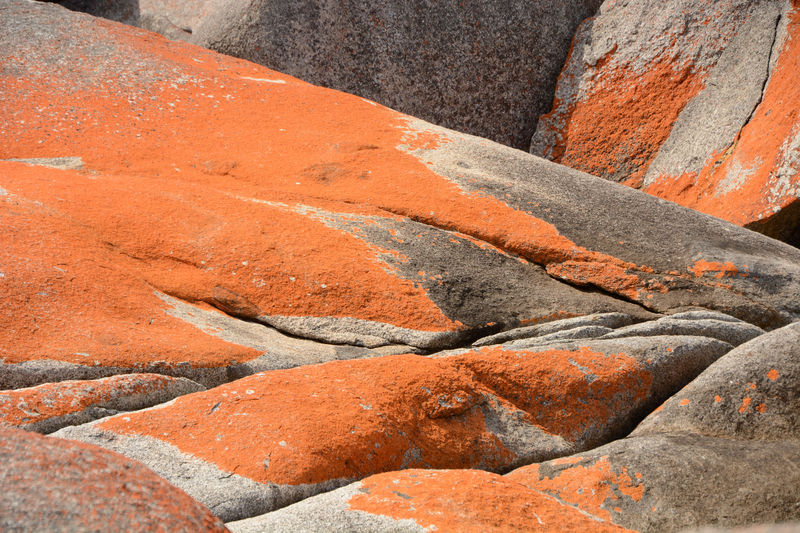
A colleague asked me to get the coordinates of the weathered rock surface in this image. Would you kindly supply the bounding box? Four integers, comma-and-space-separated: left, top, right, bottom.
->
532, 0, 800, 245
56, 335, 728, 521
192, 0, 605, 149
3, 1, 800, 394
0, 373, 204, 434
506, 433, 800, 533
0, 427, 228, 531
226, 469, 631, 532
599, 316, 764, 346
633, 321, 800, 441
473, 311, 640, 346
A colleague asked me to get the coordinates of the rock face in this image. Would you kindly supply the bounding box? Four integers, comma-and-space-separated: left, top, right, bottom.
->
54, 0, 602, 149
55, 335, 729, 520
0, 427, 228, 532
227, 469, 632, 533
4, 2, 800, 532
0, 373, 205, 434
531, 0, 800, 245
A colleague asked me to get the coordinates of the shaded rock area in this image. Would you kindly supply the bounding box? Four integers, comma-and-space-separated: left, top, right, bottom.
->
531, 0, 800, 245
2, 1, 800, 532
0, 427, 228, 531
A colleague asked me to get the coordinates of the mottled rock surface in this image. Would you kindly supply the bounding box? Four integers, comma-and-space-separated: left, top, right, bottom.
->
0, 373, 204, 434
0, 427, 228, 532
507, 434, 800, 533
4, 2, 800, 395
227, 469, 631, 532
57, 335, 728, 520
532, 0, 800, 245
633, 322, 800, 440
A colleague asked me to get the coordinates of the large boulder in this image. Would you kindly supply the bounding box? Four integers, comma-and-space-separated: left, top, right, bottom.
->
188, 0, 604, 149
55, 335, 729, 521
633, 321, 800, 441
531, 0, 800, 245
3, 3, 800, 395
0, 427, 228, 531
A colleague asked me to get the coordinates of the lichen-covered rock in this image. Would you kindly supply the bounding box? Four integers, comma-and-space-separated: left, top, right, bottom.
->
0, 427, 228, 532
506, 434, 800, 533
56, 336, 728, 521
189, 0, 604, 149
633, 321, 800, 441
532, 0, 800, 245
3, 1, 800, 393
0, 373, 205, 434
226, 469, 632, 532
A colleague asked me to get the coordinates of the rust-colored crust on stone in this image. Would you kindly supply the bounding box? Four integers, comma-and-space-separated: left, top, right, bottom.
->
347, 469, 633, 532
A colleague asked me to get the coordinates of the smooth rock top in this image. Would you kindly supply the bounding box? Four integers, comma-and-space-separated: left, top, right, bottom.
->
0, 427, 228, 532
633, 321, 800, 440
532, 0, 800, 244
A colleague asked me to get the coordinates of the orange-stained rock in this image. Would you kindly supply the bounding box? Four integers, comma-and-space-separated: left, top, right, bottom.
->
0, 373, 204, 434
532, 0, 800, 245
226, 469, 632, 532
3, 1, 800, 389
56, 336, 729, 520
507, 433, 800, 532
633, 321, 800, 440
0, 427, 228, 532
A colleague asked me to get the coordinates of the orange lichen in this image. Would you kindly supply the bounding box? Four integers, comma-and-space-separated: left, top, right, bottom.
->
452, 346, 653, 442
688, 260, 747, 279
714, 395, 722, 403
0, 374, 179, 428
645, 8, 800, 229
739, 397, 752, 414
98, 354, 515, 485
347, 469, 632, 532
0, 13, 672, 339
539, 58, 705, 184
756, 403, 767, 413
508, 456, 645, 522
679, 398, 691, 406
767, 369, 780, 381
0, 178, 261, 367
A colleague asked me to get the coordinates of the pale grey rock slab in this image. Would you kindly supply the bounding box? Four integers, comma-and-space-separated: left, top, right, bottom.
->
600, 317, 764, 346
472, 312, 638, 346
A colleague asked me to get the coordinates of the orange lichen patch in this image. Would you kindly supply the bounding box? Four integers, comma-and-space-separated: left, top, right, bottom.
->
347, 469, 632, 532
688, 260, 748, 279
540, 59, 705, 184
645, 9, 800, 228
0, 179, 260, 367
98, 354, 515, 485
679, 398, 691, 406
545, 261, 642, 300
0, 374, 178, 428
452, 346, 652, 442
739, 397, 752, 414
508, 456, 645, 522
768, 369, 780, 381
756, 403, 767, 413
0, 19, 663, 311
0, 162, 457, 333
714, 395, 722, 403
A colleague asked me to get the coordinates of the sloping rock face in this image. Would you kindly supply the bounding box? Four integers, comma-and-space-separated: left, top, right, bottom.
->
531, 0, 800, 245
251, 324, 800, 532
4, 2, 800, 391
0, 427, 228, 531
55, 335, 729, 520
4, 2, 800, 532
191, 0, 604, 149
0, 373, 204, 434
